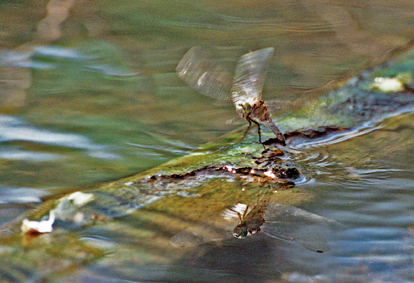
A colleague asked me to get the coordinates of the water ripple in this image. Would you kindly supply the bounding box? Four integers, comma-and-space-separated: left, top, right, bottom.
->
0, 115, 119, 160
0, 147, 61, 162
0, 186, 49, 204
33, 46, 87, 60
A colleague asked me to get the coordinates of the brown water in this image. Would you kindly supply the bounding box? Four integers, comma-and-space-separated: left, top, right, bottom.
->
1, 0, 414, 282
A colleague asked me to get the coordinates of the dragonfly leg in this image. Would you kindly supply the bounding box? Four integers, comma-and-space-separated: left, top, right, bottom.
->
251, 119, 266, 148
229, 207, 243, 223
242, 205, 250, 218
243, 119, 252, 139
244, 117, 266, 148
256, 122, 262, 144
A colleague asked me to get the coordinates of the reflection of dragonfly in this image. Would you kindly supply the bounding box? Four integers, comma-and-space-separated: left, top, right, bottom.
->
176, 46, 285, 145
171, 200, 337, 253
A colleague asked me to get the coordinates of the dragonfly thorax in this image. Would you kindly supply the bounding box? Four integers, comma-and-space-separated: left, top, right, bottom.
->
237, 99, 270, 124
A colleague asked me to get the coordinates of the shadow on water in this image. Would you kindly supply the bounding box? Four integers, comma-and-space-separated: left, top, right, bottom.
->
56, 200, 340, 283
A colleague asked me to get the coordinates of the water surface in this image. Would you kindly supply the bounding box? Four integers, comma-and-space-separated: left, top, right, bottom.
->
1, 0, 414, 282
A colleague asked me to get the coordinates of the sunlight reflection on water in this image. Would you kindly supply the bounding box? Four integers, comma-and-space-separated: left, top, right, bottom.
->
0, 147, 61, 161
0, 187, 49, 204
0, 115, 119, 159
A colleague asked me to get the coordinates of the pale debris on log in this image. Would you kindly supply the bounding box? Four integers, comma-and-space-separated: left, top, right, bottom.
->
21, 210, 55, 234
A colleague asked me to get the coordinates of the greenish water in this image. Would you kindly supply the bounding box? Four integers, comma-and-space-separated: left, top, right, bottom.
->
1, 0, 414, 282
1, 0, 413, 190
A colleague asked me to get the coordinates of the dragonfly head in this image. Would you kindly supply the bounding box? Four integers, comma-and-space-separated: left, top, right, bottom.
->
233, 224, 248, 239
238, 102, 252, 114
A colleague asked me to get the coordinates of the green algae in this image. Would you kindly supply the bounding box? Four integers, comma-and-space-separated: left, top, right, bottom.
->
0, 231, 105, 282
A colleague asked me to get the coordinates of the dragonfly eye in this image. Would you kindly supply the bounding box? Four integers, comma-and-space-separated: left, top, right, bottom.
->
238, 102, 251, 113
244, 103, 252, 112
233, 225, 248, 239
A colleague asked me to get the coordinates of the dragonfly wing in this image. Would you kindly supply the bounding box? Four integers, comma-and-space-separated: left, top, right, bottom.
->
266, 99, 299, 116
262, 203, 339, 253
176, 46, 233, 100
170, 221, 232, 247
170, 229, 208, 247
231, 47, 275, 107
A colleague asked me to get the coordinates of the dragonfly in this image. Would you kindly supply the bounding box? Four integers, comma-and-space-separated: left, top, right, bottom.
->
223, 201, 336, 253
176, 46, 286, 146
170, 199, 338, 253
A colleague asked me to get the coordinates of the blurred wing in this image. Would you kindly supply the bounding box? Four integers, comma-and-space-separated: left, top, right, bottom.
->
170, 229, 207, 248
231, 47, 275, 106
170, 219, 236, 248
176, 46, 233, 100
222, 203, 251, 221
266, 100, 299, 116
262, 203, 339, 253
